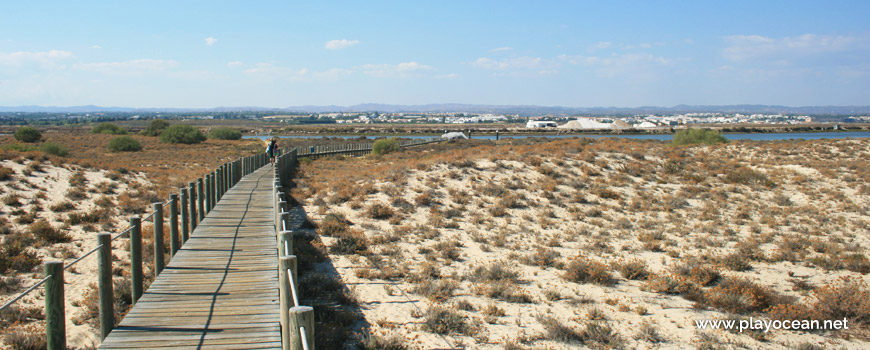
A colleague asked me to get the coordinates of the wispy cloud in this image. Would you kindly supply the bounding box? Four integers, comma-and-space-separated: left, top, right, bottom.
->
325, 39, 359, 50
472, 56, 546, 70
360, 61, 432, 77
311, 68, 353, 80
226, 61, 244, 67
490, 47, 513, 52
244, 63, 307, 77
74, 59, 179, 76
723, 34, 857, 61
90, 45, 102, 49
436, 73, 460, 79
0, 50, 75, 68
205, 37, 217, 46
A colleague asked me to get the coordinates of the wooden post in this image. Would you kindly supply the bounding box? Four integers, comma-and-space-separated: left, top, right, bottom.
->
130, 216, 143, 305
169, 194, 179, 257
180, 188, 190, 243
280, 211, 291, 233
152, 203, 165, 275
278, 255, 291, 350
212, 170, 218, 207
289, 306, 314, 350
278, 230, 294, 257
44, 261, 66, 350
97, 233, 114, 340
197, 178, 205, 222
204, 174, 212, 214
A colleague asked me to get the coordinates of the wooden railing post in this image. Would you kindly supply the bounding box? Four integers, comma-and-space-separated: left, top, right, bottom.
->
97, 233, 114, 340
278, 230, 294, 257
197, 178, 205, 222
152, 202, 165, 275
180, 188, 190, 244
212, 170, 218, 207
130, 216, 143, 305
44, 261, 66, 350
289, 306, 314, 350
204, 174, 212, 214
169, 194, 179, 257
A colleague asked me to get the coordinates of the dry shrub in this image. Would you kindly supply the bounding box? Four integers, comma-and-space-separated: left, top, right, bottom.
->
72, 280, 133, 328
703, 276, 790, 314
0, 166, 13, 181
473, 280, 534, 303
671, 260, 720, 286
467, 261, 520, 283
809, 253, 870, 274
767, 277, 870, 328
318, 213, 351, 236
2, 194, 22, 207
29, 219, 70, 244
644, 273, 703, 300
0, 232, 41, 273
562, 257, 616, 286
3, 322, 46, 350
48, 201, 76, 212
365, 202, 394, 220
520, 246, 561, 268
330, 228, 368, 255
423, 305, 472, 336
536, 314, 623, 348
412, 278, 458, 302
358, 330, 408, 350
725, 167, 774, 187
614, 258, 649, 280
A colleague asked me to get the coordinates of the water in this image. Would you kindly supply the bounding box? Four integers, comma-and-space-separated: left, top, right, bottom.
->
244, 131, 870, 142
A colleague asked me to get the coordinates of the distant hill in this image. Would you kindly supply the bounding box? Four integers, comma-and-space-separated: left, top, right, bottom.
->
2, 104, 869, 116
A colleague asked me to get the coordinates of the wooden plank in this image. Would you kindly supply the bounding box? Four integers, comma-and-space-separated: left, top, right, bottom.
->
99, 167, 282, 350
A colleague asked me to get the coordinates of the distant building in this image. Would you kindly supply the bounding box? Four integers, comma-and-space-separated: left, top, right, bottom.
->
557, 118, 611, 130
526, 120, 558, 128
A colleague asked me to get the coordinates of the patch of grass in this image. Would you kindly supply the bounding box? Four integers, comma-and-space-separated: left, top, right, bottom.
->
13, 126, 41, 143
107, 136, 143, 152
91, 122, 127, 134
372, 138, 400, 155
208, 127, 242, 140
671, 128, 728, 145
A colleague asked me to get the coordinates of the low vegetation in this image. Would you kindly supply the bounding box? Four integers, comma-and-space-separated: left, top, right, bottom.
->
208, 127, 242, 140
292, 136, 870, 349
91, 122, 127, 135
671, 128, 728, 145
107, 136, 143, 152
159, 124, 206, 144
13, 127, 41, 143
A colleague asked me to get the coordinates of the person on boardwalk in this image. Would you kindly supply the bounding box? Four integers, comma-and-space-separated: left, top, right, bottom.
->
267, 139, 278, 166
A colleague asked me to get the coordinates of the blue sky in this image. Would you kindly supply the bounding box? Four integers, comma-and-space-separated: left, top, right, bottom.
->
0, 1, 868, 108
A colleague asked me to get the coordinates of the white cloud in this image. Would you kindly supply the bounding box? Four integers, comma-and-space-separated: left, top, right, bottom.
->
90, 45, 102, 49
360, 62, 432, 77
472, 56, 545, 70
311, 68, 353, 80
723, 34, 857, 61
74, 59, 179, 76
490, 47, 513, 52
205, 37, 218, 46
436, 73, 460, 79
227, 61, 244, 67
0, 50, 75, 68
324, 39, 359, 50
593, 42, 612, 49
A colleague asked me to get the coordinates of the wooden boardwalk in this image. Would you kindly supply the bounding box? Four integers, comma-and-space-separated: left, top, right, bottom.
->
99, 167, 281, 350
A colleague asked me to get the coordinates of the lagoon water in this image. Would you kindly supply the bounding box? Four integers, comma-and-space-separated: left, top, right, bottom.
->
245, 131, 870, 142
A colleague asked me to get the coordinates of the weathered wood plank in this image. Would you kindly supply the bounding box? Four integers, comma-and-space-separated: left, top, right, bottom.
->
99, 167, 281, 350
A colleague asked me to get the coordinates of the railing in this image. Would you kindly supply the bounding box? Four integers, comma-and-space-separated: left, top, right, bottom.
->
0, 151, 269, 350
273, 147, 315, 350
297, 136, 441, 159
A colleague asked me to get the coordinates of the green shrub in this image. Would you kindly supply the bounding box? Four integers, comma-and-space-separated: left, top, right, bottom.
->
159, 124, 206, 144
38, 142, 68, 157
208, 127, 242, 140
91, 122, 127, 135
13, 127, 41, 143
671, 128, 728, 145
140, 119, 170, 136
107, 136, 143, 152
372, 138, 400, 155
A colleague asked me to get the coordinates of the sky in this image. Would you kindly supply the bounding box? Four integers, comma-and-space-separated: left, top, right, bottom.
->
0, 1, 868, 108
